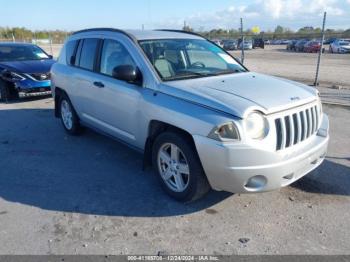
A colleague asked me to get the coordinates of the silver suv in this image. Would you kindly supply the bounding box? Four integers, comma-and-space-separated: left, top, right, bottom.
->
51, 28, 329, 201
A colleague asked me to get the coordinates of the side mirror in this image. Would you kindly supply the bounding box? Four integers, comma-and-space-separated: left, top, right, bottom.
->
112, 65, 142, 86
48, 55, 53, 59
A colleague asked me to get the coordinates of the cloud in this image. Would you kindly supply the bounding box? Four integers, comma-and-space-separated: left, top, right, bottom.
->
155, 0, 348, 30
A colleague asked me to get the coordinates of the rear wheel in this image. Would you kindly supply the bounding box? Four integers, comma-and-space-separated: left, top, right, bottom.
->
59, 94, 82, 135
152, 132, 210, 202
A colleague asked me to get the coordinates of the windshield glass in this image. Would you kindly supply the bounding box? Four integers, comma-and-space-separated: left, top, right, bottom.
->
139, 39, 247, 81
0, 45, 50, 62
339, 41, 350, 46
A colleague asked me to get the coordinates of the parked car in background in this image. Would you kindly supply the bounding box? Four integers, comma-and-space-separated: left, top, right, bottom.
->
323, 38, 337, 45
329, 39, 350, 53
304, 40, 323, 53
51, 28, 329, 202
212, 39, 223, 48
264, 39, 270, 45
286, 40, 297, 51
295, 39, 309, 52
280, 40, 290, 45
223, 40, 237, 50
238, 40, 253, 50
253, 38, 265, 49
0, 42, 55, 102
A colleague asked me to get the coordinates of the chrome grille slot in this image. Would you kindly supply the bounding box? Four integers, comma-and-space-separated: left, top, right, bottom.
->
275, 104, 320, 151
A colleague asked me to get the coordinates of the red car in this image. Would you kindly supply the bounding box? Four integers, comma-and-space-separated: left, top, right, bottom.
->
304, 41, 322, 53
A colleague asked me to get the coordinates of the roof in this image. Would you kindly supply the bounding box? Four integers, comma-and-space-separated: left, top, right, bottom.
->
72, 28, 204, 41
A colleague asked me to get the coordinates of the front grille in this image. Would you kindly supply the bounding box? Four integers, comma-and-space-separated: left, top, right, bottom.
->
29, 73, 51, 81
275, 104, 320, 151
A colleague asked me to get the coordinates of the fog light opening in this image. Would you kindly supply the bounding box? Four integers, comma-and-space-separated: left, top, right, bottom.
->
244, 175, 267, 191
283, 173, 294, 180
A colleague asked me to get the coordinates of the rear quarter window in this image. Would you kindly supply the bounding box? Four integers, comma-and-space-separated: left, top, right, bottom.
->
65, 40, 78, 65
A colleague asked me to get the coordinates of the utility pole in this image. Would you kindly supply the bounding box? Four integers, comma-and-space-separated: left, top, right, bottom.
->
314, 12, 327, 86
240, 18, 245, 64
49, 32, 53, 56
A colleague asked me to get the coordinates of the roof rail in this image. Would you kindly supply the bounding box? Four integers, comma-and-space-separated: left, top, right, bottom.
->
72, 28, 137, 42
155, 29, 205, 39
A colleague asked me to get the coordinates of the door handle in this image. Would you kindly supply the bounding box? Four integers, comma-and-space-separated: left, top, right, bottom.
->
93, 81, 105, 88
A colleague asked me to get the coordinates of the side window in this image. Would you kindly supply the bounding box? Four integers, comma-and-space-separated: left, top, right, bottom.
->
78, 38, 99, 71
65, 40, 78, 65
99, 39, 136, 76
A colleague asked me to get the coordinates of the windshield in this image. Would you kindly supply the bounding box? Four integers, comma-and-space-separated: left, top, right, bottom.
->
139, 39, 247, 81
0, 45, 50, 62
339, 41, 350, 46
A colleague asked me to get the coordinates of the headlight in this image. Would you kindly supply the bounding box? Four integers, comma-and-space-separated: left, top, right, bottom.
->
1, 70, 25, 81
244, 111, 269, 140
208, 122, 240, 141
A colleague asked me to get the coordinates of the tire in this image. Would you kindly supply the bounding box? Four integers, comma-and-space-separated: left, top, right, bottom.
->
0, 79, 19, 102
59, 93, 82, 135
152, 132, 210, 202
0, 80, 7, 102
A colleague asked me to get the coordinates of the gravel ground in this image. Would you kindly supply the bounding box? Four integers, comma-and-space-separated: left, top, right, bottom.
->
230, 45, 350, 89
0, 97, 349, 255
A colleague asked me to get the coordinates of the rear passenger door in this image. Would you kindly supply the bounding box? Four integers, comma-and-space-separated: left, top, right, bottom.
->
67, 38, 101, 124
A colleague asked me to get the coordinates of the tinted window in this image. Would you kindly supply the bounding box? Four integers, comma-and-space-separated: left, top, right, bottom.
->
65, 40, 78, 65
0, 45, 50, 62
100, 39, 136, 76
79, 38, 99, 70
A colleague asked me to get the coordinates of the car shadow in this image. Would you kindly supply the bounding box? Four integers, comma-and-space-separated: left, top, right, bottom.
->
0, 108, 232, 218
1, 94, 52, 104
291, 158, 350, 196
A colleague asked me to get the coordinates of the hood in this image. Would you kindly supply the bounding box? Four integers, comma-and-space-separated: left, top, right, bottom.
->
0, 59, 55, 74
160, 72, 317, 118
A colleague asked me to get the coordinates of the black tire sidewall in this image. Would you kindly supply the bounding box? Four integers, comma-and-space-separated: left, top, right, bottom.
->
152, 132, 208, 202
0, 79, 9, 102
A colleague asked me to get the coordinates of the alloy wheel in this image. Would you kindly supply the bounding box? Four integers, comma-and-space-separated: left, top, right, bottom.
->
61, 100, 73, 130
157, 143, 190, 192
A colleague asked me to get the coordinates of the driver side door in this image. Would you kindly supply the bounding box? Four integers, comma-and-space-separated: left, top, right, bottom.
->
89, 39, 142, 145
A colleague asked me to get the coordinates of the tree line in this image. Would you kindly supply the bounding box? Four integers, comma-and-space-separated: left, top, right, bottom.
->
0, 27, 71, 43
185, 25, 350, 40
1, 25, 350, 43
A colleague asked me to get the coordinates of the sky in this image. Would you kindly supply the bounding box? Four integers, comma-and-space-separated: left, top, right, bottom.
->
1, 0, 350, 31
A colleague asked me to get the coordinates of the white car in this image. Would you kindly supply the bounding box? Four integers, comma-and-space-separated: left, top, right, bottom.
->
239, 40, 253, 50
329, 39, 350, 53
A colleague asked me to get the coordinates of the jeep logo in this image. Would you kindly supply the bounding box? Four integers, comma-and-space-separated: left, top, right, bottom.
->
290, 96, 300, 101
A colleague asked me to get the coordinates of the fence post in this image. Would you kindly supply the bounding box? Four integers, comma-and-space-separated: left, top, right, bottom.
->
314, 12, 327, 86
240, 18, 245, 64
49, 33, 53, 56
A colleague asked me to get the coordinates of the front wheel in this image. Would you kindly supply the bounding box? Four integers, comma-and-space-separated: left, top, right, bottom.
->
0, 79, 19, 102
152, 132, 210, 202
59, 94, 82, 135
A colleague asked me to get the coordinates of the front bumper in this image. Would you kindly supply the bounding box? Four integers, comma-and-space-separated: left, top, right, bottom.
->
14, 79, 51, 93
193, 114, 329, 193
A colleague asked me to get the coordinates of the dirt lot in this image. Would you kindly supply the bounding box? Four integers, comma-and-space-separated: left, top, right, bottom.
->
230, 45, 350, 89
40, 44, 350, 90
0, 97, 349, 255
